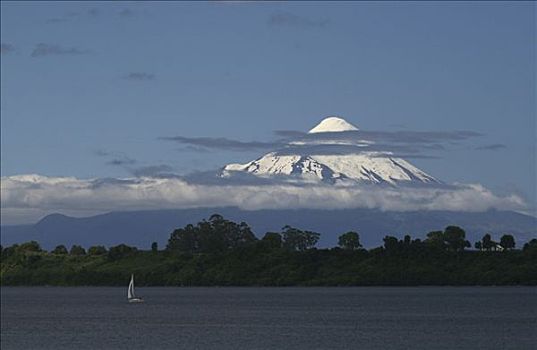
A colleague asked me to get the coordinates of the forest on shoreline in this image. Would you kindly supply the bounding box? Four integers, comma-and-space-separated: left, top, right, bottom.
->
1, 214, 536, 286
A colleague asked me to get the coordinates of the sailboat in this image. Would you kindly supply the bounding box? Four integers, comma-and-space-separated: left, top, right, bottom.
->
127, 274, 144, 303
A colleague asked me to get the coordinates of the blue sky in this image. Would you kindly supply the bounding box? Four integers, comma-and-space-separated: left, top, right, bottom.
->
1, 1, 535, 219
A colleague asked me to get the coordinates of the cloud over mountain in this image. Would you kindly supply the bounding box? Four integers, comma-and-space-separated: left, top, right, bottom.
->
161, 117, 482, 158
1, 174, 526, 224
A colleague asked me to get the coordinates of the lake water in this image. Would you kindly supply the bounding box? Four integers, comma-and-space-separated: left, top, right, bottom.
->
1, 287, 536, 349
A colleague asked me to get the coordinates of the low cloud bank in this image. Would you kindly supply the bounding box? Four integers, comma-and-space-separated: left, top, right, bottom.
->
0, 174, 527, 225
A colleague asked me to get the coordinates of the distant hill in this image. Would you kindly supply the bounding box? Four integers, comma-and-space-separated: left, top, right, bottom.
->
1, 207, 535, 250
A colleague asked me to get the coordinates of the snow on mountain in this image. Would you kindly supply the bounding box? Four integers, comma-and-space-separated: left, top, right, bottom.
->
308, 116, 359, 133
221, 117, 440, 185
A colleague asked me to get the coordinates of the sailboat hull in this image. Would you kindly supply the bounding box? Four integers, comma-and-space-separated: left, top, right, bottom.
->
128, 298, 144, 303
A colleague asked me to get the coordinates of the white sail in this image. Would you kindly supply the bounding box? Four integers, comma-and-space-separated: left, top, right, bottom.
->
128, 274, 135, 299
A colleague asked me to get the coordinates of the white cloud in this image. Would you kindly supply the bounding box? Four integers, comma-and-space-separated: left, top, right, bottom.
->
0, 174, 527, 225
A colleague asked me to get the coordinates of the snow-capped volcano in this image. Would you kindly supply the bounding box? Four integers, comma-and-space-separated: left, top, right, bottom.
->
308, 116, 359, 133
221, 117, 440, 185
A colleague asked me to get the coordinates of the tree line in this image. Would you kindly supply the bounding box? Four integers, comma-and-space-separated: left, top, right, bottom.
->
1, 214, 536, 286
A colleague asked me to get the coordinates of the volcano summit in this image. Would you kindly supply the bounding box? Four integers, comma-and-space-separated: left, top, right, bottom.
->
221, 117, 440, 185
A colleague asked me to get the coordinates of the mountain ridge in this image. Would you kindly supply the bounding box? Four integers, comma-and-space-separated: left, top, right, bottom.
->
2, 207, 535, 250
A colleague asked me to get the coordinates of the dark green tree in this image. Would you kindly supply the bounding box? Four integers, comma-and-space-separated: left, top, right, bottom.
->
167, 215, 257, 254
500, 234, 515, 250
481, 234, 496, 251
443, 226, 470, 252
207, 214, 257, 251
425, 227, 470, 252
1, 244, 18, 259
51, 245, 68, 255
262, 232, 283, 249
338, 231, 362, 250
383, 236, 399, 252
523, 239, 537, 251
474, 241, 482, 250
151, 242, 158, 253
282, 225, 320, 251
425, 231, 445, 249
88, 245, 107, 255
108, 244, 137, 261
69, 245, 86, 256
18, 241, 42, 253
24, 254, 42, 268
167, 224, 198, 253
522, 239, 537, 257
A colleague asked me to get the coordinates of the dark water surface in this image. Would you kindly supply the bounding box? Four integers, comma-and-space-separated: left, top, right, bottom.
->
1, 287, 536, 349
